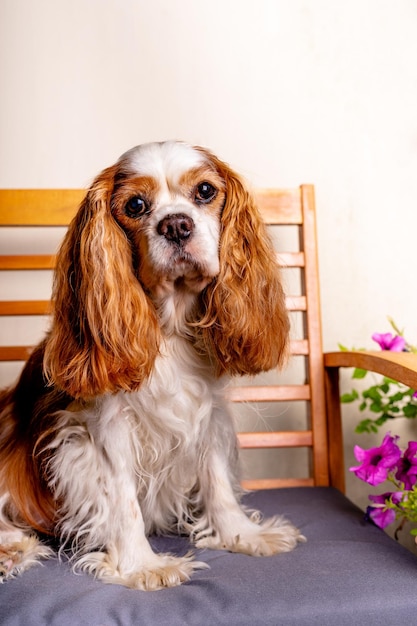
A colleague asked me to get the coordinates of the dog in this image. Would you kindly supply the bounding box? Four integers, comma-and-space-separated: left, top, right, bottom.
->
0, 141, 304, 590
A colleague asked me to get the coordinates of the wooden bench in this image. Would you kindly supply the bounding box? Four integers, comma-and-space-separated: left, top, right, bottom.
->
1, 186, 417, 624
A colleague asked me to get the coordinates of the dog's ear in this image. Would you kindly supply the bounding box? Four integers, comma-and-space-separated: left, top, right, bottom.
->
44, 166, 160, 399
196, 152, 290, 376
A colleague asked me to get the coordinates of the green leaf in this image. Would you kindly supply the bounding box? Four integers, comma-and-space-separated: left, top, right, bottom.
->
381, 412, 394, 421
403, 404, 417, 418
364, 388, 382, 402
390, 392, 407, 403
370, 401, 383, 413
356, 420, 372, 434
382, 377, 401, 386
355, 418, 385, 434
340, 390, 359, 403
375, 415, 390, 426
338, 343, 348, 352
352, 368, 368, 379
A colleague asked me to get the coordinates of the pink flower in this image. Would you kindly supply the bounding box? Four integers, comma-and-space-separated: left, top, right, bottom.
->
349, 433, 401, 486
396, 441, 417, 489
372, 332, 406, 352
367, 492, 403, 529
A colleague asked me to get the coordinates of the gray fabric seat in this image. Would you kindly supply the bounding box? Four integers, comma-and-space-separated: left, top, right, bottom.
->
1, 487, 416, 626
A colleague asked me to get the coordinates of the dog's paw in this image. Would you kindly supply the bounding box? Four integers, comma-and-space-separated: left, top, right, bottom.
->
0, 534, 53, 581
76, 551, 208, 590
127, 553, 209, 590
196, 516, 305, 556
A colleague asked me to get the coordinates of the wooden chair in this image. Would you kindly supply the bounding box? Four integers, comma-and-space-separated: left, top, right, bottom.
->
1, 186, 417, 625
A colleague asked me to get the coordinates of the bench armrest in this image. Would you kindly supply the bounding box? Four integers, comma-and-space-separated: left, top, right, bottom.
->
324, 350, 417, 388
323, 350, 417, 492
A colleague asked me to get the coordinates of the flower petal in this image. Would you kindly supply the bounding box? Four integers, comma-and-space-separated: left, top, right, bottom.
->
367, 506, 396, 529
372, 332, 392, 350
389, 336, 406, 352
405, 441, 417, 458
371, 332, 405, 352
349, 434, 401, 485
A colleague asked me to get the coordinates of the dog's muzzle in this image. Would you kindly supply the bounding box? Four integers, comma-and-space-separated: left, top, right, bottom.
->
157, 214, 194, 246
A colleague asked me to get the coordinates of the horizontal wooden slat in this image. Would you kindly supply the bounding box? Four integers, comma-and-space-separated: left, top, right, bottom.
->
255, 189, 302, 224
0, 254, 304, 275
277, 252, 305, 267
290, 339, 309, 355
0, 255, 56, 270
0, 346, 33, 361
0, 189, 84, 226
227, 384, 310, 402
0, 341, 309, 361
241, 477, 314, 490
0, 301, 51, 315
285, 296, 306, 311
0, 189, 302, 226
238, 430, 313, 449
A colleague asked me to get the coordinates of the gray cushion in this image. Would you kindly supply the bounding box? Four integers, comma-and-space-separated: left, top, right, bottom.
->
1, 487, 416, 625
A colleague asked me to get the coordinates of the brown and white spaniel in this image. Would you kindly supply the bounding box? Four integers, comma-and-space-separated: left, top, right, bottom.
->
0, 141, 304, 590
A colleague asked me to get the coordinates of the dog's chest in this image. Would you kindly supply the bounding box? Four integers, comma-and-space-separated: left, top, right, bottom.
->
120, 337, 220, 480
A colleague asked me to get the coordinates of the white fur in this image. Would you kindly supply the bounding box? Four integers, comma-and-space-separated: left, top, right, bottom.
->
122, 141, 206, 183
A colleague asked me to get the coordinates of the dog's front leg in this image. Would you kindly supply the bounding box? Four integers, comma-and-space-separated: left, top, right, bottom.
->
47, 411, 206, 590
194, 451, 305, 556
73, 483, 204, 590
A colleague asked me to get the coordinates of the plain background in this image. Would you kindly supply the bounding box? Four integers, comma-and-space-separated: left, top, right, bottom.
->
1, 0, 417, 544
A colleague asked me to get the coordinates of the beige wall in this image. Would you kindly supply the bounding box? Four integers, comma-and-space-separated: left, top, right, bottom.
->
1, 0, 416, 346
1, 0, 417, 529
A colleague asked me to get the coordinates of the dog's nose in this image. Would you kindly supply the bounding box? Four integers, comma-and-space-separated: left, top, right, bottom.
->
157, 214, 194, 244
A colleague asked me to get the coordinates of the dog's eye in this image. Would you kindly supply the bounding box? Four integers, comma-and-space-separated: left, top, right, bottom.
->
195, 182, 217, 204
124, 196, 148, 218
